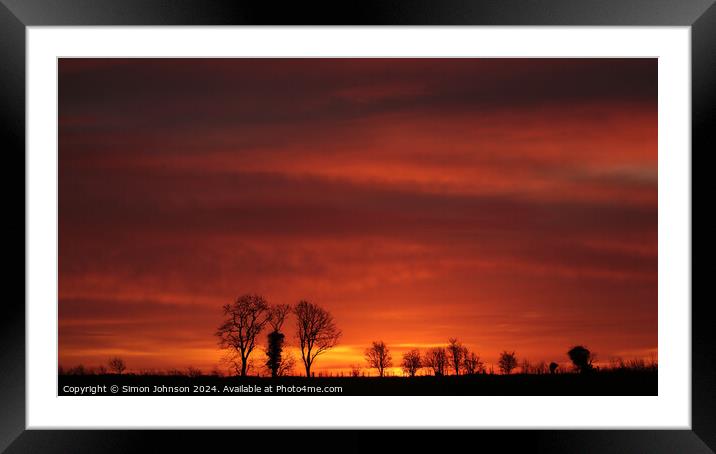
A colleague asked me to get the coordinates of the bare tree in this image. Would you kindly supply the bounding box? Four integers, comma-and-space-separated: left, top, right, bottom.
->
265, 304, 292, 378
447, 338, 466, 376
294, 300, 341, 377
365, 341, 392, 377
463, 351, 484, 375
424, 347, 448, 376
401, 349, 422, 377
108, 357, 126, 375
216, 294, 271, 377
498, 351, 517, 375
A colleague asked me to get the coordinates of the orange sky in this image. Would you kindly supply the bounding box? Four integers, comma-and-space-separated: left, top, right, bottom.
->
58, 58, 657, 375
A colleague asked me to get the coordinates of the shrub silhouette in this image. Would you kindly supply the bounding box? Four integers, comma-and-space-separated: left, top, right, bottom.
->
350, 364, 362, 377
549, 362, 559, 374
567, 346, 594, 373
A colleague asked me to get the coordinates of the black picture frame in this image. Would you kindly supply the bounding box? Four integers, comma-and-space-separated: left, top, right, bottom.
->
2, 0, 711, 452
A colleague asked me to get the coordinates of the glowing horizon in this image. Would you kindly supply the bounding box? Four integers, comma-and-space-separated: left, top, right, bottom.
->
58, 58, 657, 376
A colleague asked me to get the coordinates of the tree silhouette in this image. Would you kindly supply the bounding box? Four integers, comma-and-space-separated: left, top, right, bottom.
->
187, 366, 202, 378
447, 338, 466, 376
294, 300, 341, 377
265, 331, 285, 377
365, 341, 392, 377
265, 304, 291, 378
424, 347, 448, 376
463, 351, 484, 375
498, 351, 517, 375
567, 345, 594, 373
549, 362, 559, 374
216, 294, 271, 377
401, 349, 422, 377
108, 357, 126, 375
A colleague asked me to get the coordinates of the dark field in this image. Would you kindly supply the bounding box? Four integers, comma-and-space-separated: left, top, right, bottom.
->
59, 370, 657, 396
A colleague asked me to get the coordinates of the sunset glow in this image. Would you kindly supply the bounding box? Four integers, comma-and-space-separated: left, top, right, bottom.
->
59, 58, 657, 375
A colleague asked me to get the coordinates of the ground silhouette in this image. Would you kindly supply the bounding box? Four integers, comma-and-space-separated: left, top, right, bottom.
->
58, 367, 657, 396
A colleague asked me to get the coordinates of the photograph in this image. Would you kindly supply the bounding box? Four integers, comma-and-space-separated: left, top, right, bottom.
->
57, 57, 658, 397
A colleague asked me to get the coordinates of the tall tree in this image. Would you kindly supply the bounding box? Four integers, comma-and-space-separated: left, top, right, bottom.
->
365, 341, 393, 377
216, 294, 270, 377
293, 300, 341, 377
265, 304, 291, 378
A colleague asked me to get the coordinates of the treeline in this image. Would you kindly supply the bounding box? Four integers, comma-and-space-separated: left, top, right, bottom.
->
59, 293, 658, 378
362, 338, 490, 378
58, 350, 657, 378
359, 340, 656, 377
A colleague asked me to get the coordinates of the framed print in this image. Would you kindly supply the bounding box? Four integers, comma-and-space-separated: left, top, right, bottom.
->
3, 0, 713, 452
